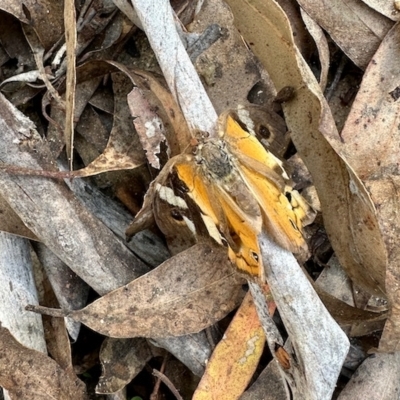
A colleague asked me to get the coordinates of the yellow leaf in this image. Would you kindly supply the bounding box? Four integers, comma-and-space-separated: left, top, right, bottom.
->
193, 291, 267, 400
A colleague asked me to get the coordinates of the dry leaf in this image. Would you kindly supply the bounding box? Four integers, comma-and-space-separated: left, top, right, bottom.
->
300, 8, 329, 91
339, 22, 400, 351
361, 0, 400, 21
0, 0, 63, 50
188, 0, 276, 115
67, 68, 146, 178
337, 352, 400, 400
193, 292, 266, 400
129, 69, 192, 156
70, 243, 245, 338
127, 86, 165, 169
296, 0, 393, 69
0, 325, 88, 400
97, 338, 152, 394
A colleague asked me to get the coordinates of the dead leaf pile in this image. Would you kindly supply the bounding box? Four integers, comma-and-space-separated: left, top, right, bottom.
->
0, 0, 399, 399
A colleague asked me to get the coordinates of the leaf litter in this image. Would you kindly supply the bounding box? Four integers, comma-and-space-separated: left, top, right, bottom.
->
0, 0, 399, 398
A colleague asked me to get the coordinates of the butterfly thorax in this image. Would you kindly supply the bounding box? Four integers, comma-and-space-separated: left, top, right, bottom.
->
196, 138, 261, 219
195, 139, 233, 180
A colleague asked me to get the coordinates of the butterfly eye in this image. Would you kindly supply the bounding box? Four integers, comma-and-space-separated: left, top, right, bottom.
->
251, 251, 259, 262
259, 125, 271, 139
170, 208, 184, 221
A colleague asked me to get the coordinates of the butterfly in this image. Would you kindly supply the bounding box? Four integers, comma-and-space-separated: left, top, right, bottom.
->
126, 110, 313, 281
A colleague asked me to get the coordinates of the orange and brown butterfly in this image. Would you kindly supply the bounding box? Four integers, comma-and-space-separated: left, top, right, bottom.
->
126, 110, 313, 281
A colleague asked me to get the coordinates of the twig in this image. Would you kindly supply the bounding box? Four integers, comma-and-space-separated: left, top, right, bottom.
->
150, 353, 167, 400
25, 304, 67, 318
152, 368, 183, 400
324, 54, 347, 101
0, 165, 74, 179
205, 326, 216, 350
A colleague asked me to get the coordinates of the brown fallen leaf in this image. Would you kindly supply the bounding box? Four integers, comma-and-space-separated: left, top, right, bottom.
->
299, 8, 329, 91
129, 68, 192, 156
0, 0, 64, 51
193, 291, 266, 400
69, 243, 245, 338
97, 338, 152, 394
296, 0, 393, 69
316, 289, 386, 337
128, 86, 166, 169
339, 22, 400, 352
337, 352, 400, 400
0, 324, 88, 400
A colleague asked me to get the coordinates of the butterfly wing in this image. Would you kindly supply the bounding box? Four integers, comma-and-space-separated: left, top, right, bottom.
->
217, 192, 264, 279
175, 157, 264, 279
222, 113, 309, 255
173, 158, 227, 244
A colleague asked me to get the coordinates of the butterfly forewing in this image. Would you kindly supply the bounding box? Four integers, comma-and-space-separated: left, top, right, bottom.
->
221, 113, 309, 256
175, 154, 264, 279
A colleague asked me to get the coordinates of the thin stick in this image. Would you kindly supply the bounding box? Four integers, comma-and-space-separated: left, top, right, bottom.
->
0, 165, 74, 179
150, 353, 167, 400
152, 368, 183, 400
25, 304, 67, 318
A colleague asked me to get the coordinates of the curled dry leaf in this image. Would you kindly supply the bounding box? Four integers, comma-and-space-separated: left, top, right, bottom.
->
0, 325, 88, 400
299, 8, 329, 92
47, 59, 190, 177
127, 86, 165, 169
0, 0, 64, 50
70, 243, 246, 338
339, 23, 400, 351
227, 0, 387, 297
296, 0, 393, 69
193, 292, 266, 400
129, 68, 192, 156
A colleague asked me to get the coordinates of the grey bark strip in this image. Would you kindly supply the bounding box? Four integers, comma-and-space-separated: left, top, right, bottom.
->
0, 93, 148, 295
